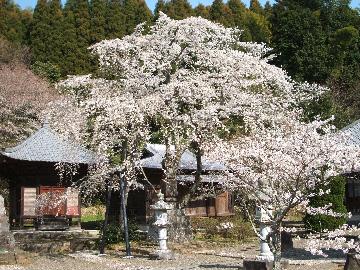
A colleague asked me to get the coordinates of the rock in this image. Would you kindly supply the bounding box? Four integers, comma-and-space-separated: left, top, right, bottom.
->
344, 252, 360, 270
281, 231, 293, 252
243, 260, 274, 270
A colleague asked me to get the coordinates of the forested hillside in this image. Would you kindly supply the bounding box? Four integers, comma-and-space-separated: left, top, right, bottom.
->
1, 0, 360, 130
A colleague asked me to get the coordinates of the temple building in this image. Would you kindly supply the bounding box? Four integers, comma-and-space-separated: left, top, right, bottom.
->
0, 122, 233, 230
0, 121, 95, 230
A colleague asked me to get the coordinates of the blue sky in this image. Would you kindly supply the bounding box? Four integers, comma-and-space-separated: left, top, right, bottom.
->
13, 0, 360, 12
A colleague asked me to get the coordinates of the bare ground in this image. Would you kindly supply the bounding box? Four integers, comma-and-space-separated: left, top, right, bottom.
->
0, 239, 345, 270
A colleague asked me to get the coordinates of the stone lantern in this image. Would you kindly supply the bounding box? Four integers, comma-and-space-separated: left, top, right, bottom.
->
150, 191, 175, 260
255, 205, 274, 262
0, 195, 16, 264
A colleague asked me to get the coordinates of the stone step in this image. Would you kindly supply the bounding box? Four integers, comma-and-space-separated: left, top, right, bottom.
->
12, 230, 99, 253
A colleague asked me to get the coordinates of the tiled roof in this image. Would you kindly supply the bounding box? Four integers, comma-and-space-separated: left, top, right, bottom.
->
1, 122, 96, 164
342, 119, 360, 146
140, 143, 226, 171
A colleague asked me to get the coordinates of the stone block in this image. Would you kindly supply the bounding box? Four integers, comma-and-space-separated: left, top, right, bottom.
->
344, 253, 360, 270
243, 260, 274, 270
281, 231, 293, 251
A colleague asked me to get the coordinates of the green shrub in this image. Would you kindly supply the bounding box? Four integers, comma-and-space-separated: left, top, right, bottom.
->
303, 175, 348, 232
31, 61, 61, 83
190, 214, 254, 242
100, 220, 142, 245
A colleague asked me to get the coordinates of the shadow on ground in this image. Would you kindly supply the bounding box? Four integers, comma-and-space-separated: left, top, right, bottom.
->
283, 247, 345, 260
199, 264, 243, 269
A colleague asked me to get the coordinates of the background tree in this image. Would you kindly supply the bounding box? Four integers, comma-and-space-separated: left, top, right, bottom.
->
60, 0, 82, 75
270, 1, 330, 83
90, 0, 107, 43
105, 0, 126, 39
162, 0, 193, 20
0, 0, 31, 44
47, 0, 63, 68
30, 0, 51, 64
124, 0, 152, 35
210, 0, 232, 26
194, 4, 209, 19
154, 0, 166, 19
249, 0, 264, 15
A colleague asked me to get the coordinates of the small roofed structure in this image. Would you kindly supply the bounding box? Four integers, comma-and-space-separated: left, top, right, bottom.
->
123, 144, 233, 223
341, 120, 360, 215
0, 122, 96, 230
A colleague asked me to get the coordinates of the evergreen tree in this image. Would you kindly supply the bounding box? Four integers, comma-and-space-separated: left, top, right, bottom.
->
60, 0, 84, 75
194, 4, 210, 19
270, 0, 330, 83
249, 0, 264, 15
90, 0, 107, 43
227, 0, 251, 40
105, 0, 126, 39
124, 0, 152, 35
245, 11, 271, 43
136, 0, 153, 26
0, 0, 29, 44
163, 0, 193, 20
72, 0, 92, 73
264, 1, 272, 18
30, 0, 51, 63
154, 0, 166, 19
47, 0, 63, 67
57, 0, 92, 74
209, 0, 232, 26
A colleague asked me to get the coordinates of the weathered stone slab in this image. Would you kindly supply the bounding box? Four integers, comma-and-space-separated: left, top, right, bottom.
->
344, 253, 360, 270
281, 231, 293, 251
243, 260, 274, 270
243, 260, 289, 270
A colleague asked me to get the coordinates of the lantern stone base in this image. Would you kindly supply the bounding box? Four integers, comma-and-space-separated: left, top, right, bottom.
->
149, 249, 175, 260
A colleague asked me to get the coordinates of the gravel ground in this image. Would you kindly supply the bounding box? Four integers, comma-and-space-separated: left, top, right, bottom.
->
0, 239, 345, 270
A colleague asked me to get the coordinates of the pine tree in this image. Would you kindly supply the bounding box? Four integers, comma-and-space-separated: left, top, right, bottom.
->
124, 0, 152, 35
136, 0, 153, 26
270, 0, 330, 83
73, 0, 92, 73
249, 0, 264, 15
60, 0, 80, 75
154, 0, 166, 19
47, 0, 63, 67
194, 4, 210, 19
227, 0, 251, 41
210, 0, 232, 26
245, 11, 271, 43
0, 0, 29, 44
90, 0, 107, 43
105, 0, 126, 39
30, 0, 51, 63
164, 0, 193, 20
264, 1, 272, 18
